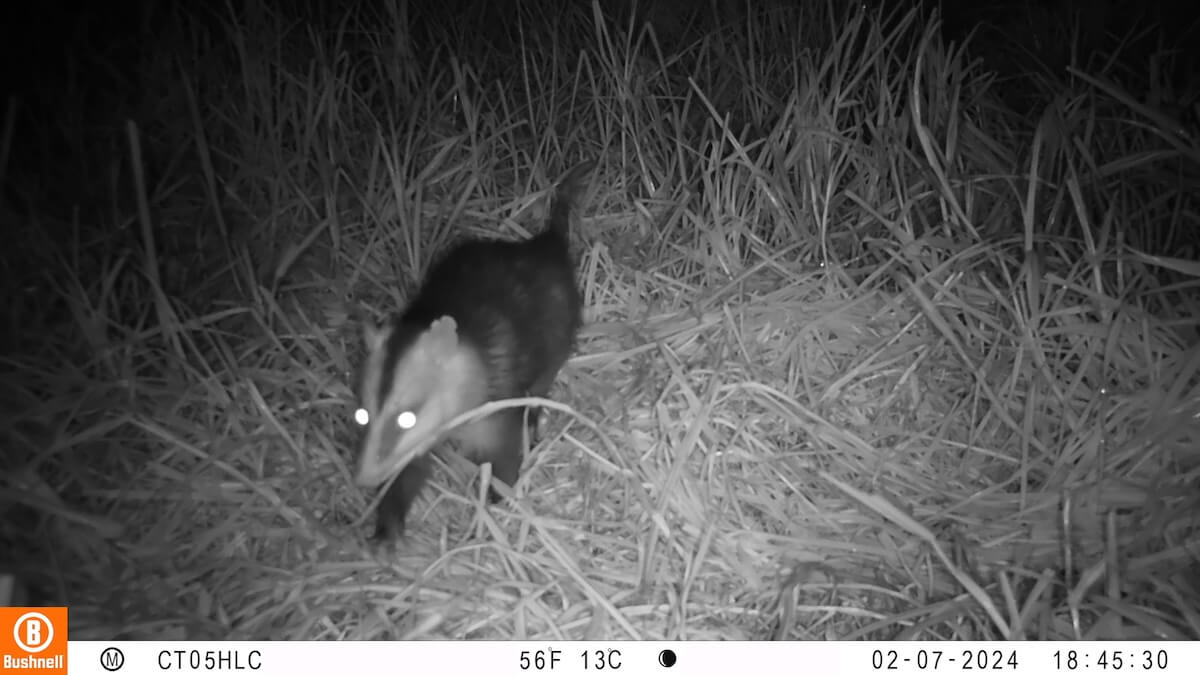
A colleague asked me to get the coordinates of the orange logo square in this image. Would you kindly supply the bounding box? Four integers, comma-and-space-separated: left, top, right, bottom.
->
0, 607, 68, 675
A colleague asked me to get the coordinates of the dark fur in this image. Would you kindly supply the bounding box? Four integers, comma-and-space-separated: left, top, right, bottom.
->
371, 161, 593, 542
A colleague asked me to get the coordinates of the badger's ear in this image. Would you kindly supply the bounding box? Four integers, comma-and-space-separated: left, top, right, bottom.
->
424, 316, 459, 366
363, 321, 389, 354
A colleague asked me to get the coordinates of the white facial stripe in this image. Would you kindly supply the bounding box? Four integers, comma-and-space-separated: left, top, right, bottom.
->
357, 400, 438, 487
355, 334, 435, 487
353, 321, 486, 487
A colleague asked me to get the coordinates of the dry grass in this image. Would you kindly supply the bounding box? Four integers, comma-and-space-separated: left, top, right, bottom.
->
2, 0, 1198, 640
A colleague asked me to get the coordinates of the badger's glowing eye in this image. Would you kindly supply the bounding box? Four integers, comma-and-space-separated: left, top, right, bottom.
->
396, 411, 417, 430
353, 408, 370, 426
